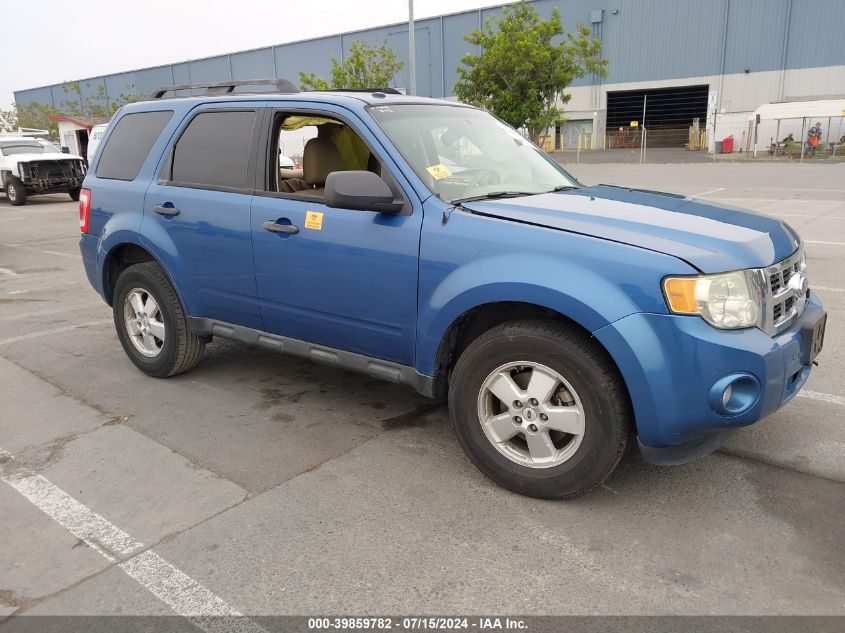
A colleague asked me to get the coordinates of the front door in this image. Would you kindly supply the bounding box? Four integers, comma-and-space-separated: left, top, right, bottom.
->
250, 107, 421, 365
142, 107, 262, 329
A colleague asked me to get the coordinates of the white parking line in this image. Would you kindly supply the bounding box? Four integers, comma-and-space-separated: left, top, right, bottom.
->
0, 267, 21, 277
0, 319, 112, 346
3, 472, 143, 561
777, 214, 845, 220
5, 236, 80, 247
814, 285, 845, 293
691, 187, 726, 197
736, 187, 845, 193
0, 448, 266, 632
0, 243, 79, 259
805, 240, 845, 246
797, 390, 845, 406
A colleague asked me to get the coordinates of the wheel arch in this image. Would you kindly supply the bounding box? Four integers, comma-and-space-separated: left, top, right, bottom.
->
428, 300, 630, 407
101, 242, 183, 308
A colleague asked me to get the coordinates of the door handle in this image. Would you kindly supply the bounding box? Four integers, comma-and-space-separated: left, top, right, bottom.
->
153, 204, 180, 217
263, 220, 299, 235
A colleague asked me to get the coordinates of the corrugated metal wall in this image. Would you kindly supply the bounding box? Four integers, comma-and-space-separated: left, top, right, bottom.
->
14, 0, 845, 108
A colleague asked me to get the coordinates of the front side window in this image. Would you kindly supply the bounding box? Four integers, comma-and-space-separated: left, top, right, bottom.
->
96, 110, 173, 181
368, 104, 577, 203
171, 110, 256, 189
268, 113, 382, 199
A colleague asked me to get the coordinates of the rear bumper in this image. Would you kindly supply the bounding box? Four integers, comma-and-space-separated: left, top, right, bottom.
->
79, 233, 102, 298
594, 293, 825, 457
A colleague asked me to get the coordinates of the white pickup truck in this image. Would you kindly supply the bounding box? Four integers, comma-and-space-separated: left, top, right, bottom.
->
1, 136, 86, 206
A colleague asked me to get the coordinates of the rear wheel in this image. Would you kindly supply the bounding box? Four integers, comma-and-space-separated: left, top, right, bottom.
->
113, 262, 205, 377
448, 320, 631, 499
6, 177, 27, 206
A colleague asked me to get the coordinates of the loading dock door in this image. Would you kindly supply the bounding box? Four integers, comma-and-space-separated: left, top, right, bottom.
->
606, 85, 708, 147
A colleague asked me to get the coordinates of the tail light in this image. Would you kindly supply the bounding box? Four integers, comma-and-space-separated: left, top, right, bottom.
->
79, 188, 91, 234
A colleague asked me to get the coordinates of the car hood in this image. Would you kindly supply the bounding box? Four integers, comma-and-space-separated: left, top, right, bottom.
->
463, 185, 799, 272
13, 152, 84, 162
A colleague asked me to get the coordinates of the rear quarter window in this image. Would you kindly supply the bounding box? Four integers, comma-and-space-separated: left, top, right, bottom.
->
96, 111, 173, 181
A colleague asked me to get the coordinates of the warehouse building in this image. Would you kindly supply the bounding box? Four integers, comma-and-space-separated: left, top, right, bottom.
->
14, 0, 845, 153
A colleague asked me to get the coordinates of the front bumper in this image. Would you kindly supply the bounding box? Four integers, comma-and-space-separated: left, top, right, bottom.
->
21, 175, 83, 195
17, 160, 85, 195
593, 293, 826, 460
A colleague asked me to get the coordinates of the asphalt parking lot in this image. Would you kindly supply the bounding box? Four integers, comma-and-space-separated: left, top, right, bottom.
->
0, 163, 843, 624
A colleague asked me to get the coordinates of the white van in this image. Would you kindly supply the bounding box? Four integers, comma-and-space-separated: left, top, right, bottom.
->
87, 123, 109, 163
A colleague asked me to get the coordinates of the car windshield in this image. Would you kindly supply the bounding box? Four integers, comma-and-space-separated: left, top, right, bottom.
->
39, 140, 63, 153
0, 141, 45, 156
367, 103, 577, 203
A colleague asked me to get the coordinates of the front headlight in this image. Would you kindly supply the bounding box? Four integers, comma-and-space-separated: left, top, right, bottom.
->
663, 270, 761, 329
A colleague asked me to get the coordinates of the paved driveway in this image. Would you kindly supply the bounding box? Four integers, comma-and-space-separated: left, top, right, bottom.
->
1, 163, 843, 627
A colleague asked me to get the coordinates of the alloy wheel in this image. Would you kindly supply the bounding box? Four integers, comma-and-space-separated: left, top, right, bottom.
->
476, 361, 585, 468
123, 288, 166, 357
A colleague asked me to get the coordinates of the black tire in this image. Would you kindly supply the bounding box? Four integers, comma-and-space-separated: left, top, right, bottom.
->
69, 187, 81, 201
448, 319, 631, 499
113, 262, 205, 378
6, 177, 27, 206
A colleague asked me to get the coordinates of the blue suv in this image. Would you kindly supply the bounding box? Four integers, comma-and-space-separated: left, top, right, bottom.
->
79, 80, 826, 498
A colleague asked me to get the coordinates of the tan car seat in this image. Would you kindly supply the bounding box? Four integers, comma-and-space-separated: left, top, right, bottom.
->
300, 137, 344, 197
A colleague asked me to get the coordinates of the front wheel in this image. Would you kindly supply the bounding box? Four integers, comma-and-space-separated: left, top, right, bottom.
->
448, 320, 631, 499
5, 177, 27, 206
113, 262, 205, 377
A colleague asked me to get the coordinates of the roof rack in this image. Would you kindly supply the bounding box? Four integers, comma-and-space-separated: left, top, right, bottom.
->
316, 87, 403, 95
150, 78, 299, 99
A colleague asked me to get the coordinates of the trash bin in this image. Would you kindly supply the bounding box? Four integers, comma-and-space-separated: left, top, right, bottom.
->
715, 140, 723, 154
722, 136, 734, 153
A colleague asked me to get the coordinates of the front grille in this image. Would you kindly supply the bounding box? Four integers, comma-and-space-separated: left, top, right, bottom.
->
761, 248, 807, 335
27, 159, 84, 180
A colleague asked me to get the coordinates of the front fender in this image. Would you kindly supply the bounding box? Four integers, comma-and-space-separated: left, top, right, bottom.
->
415, 203, 696, 377
417, 255, 639, 375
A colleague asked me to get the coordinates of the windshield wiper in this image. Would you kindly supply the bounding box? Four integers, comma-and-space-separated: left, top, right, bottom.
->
451, 191, 540, 205
548, 185, 578, 192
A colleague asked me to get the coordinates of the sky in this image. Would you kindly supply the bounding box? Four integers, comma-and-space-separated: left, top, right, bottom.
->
1, 0, 500, 107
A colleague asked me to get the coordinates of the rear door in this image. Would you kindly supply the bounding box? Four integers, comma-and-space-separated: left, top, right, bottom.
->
141, 105, 263, 329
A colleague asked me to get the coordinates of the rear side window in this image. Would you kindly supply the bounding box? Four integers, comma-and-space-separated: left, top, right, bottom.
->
170, 110, 256, 189
96, 111, 173, 181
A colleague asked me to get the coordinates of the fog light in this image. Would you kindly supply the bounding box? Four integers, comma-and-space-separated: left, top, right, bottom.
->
709, 373, 760, 416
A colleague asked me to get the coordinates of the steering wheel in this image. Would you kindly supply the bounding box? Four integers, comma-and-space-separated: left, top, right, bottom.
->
463, 168, 501, 190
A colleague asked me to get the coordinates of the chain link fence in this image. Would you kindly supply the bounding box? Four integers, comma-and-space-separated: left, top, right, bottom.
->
750, 116, 845, 161
548, 115, 845, 165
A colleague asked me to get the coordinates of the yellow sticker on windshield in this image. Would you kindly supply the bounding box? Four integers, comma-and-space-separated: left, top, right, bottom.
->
304, 211, 323, 230
426, 164, 452, 180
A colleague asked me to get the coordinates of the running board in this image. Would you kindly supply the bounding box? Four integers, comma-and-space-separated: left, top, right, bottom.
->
186, 317, 434, 398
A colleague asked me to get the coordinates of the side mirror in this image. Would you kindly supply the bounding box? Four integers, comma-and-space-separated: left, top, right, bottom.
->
61, 146, 70, 154
325, 171, 403, 214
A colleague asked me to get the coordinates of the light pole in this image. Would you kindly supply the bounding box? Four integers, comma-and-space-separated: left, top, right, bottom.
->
408, 0, 416, 95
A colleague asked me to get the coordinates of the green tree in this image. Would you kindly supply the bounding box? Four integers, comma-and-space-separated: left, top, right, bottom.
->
455, 2, 607, 144
0, 105, 18, 132
14, 82, 141, 138
16, 102, 61, 137
299, 39, 404, 90
58, 81, 141, 119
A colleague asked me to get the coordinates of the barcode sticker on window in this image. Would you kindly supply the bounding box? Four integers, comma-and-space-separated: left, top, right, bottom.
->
426, 164, 452, 180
